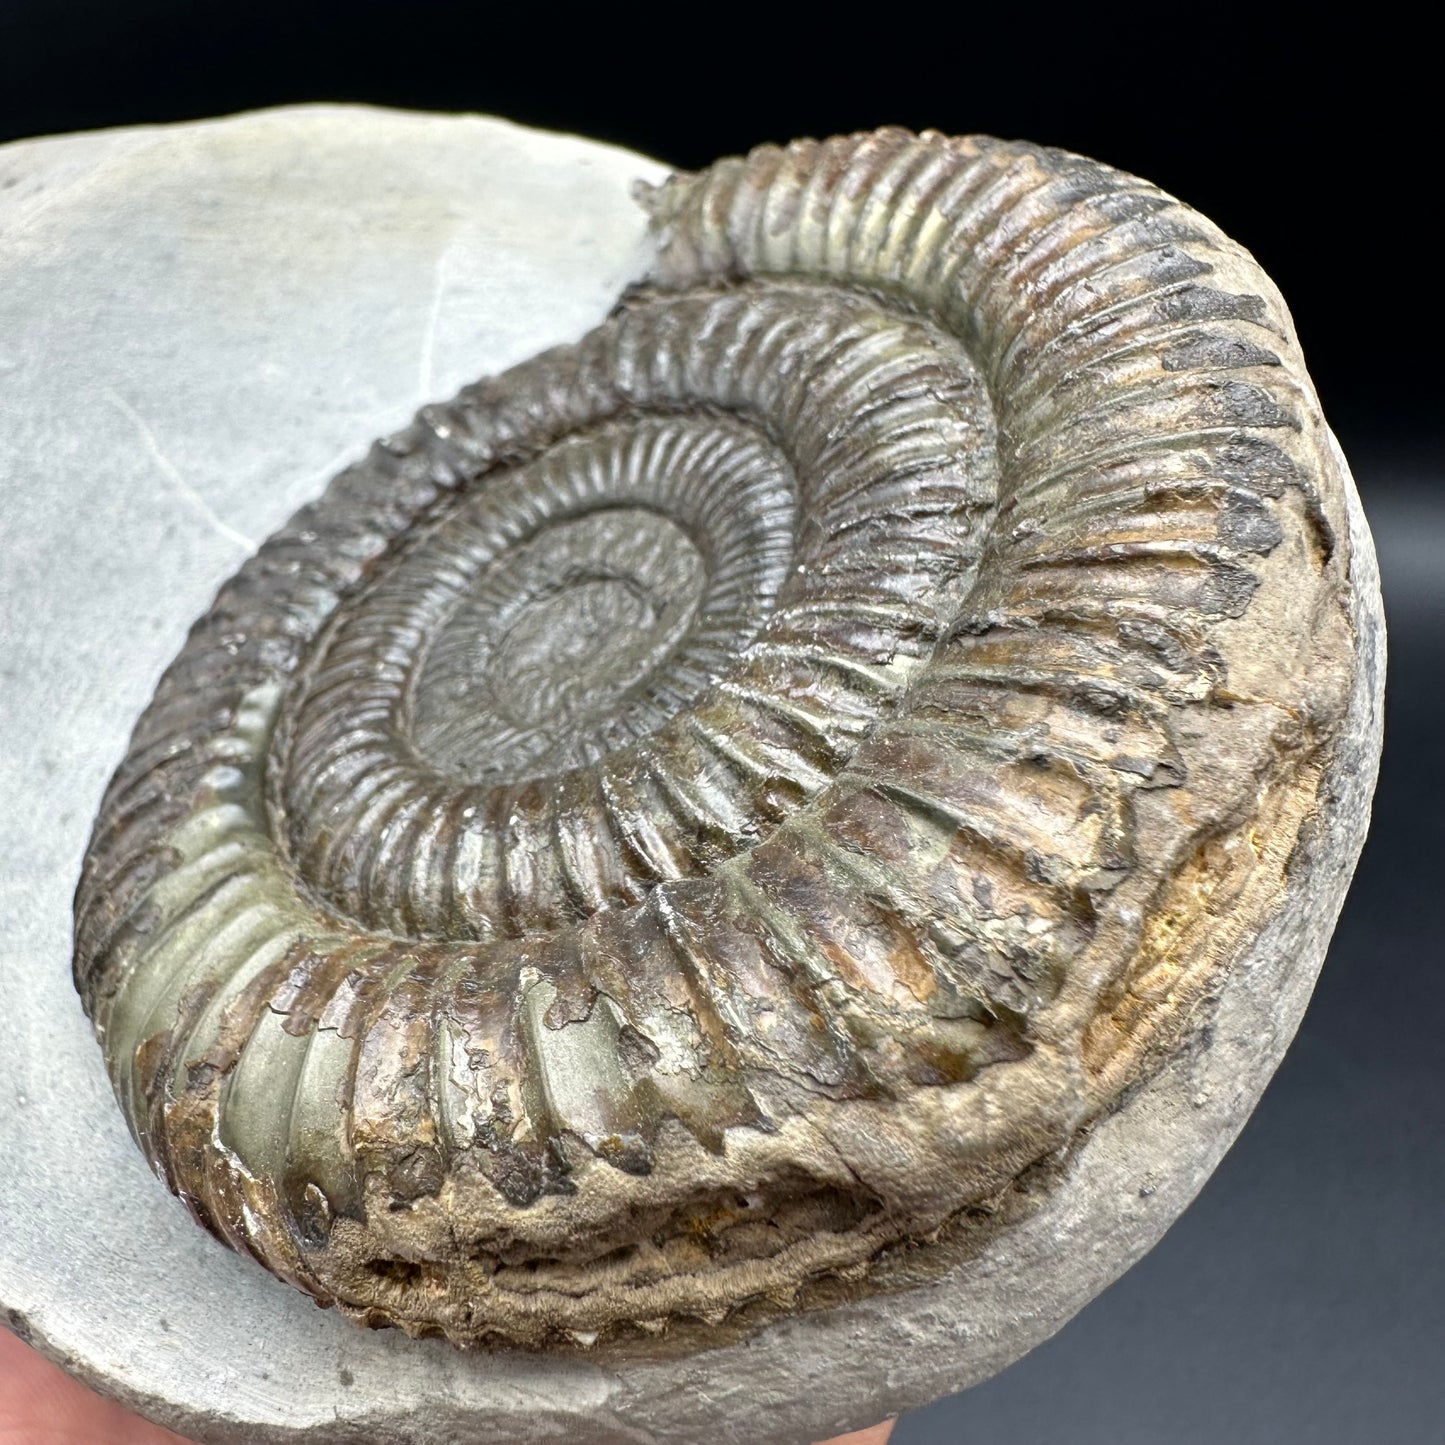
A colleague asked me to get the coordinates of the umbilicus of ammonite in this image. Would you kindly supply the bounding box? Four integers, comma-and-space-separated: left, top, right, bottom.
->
74, 127, 1364, 1349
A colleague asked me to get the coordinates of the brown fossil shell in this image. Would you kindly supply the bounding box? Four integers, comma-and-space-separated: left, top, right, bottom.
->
74, 128, 1360, 1349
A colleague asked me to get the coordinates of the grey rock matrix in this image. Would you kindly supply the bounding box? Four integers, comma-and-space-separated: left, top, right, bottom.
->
2, 107, 1383, 1443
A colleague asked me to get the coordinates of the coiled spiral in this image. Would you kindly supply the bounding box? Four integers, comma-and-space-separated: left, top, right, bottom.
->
74, 129, 1357, 1347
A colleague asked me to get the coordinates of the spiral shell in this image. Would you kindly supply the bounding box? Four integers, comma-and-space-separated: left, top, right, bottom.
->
74, 128, 1359, 1348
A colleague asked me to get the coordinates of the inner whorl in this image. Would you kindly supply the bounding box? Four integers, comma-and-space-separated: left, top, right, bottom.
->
74, 128, 1358, 1348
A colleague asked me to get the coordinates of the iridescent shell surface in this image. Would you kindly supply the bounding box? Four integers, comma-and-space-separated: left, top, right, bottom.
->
75, 129, 1361, 1348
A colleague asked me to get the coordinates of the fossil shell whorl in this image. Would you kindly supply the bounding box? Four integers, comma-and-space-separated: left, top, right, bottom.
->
73, 128, 1359, 1348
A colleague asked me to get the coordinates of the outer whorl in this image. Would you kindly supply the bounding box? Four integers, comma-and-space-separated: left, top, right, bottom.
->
74, 129, 1361, 1349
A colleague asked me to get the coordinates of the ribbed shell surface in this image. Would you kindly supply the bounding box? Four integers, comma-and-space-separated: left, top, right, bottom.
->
73, 129, 1359, 1348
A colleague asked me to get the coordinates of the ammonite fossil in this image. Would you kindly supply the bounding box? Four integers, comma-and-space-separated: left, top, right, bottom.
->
74, 128, 1366, 1350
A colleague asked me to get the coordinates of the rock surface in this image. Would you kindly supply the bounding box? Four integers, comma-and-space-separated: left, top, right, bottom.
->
0, 105, 1384, 1444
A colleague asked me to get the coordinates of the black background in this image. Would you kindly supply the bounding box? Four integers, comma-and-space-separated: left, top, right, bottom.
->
2, 7, 1439, 1442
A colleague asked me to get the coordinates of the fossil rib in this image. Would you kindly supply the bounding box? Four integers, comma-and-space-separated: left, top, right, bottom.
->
74, 128, 1361, 1348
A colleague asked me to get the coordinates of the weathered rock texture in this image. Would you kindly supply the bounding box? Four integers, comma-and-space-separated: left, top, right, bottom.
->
73, 121, 1373, 1354
1, 107, 1381, 1443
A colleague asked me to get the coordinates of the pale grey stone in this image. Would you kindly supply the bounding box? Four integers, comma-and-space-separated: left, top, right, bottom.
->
0, 105, 1384, 1444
